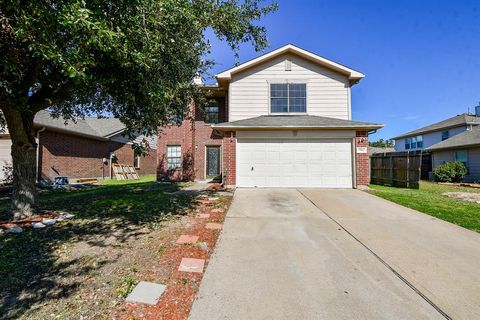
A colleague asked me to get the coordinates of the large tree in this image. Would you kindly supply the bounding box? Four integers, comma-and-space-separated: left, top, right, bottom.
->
0, 0, 277, 219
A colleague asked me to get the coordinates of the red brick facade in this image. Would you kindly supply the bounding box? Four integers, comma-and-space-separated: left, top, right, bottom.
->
156, 97, 225, 182
38, 130, 157, 181
222, 131, 236, 187
355, 130, 370, 186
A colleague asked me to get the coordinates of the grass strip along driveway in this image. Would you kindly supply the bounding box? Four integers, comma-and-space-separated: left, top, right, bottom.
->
369, 181, 480, 232
0, 176, 197, 319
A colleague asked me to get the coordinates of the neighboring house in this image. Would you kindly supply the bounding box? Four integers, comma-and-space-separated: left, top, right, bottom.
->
0, 110, 157, 182
392, 112, 480, 152
426, 125, 480, 182
156, 44, 383, 188
369, 146, 395, 156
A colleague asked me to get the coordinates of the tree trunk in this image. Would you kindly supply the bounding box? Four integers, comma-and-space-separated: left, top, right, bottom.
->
3, 108, 38, 220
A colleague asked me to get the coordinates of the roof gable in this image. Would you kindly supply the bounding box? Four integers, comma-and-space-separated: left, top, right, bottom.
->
216, 44, 364, 84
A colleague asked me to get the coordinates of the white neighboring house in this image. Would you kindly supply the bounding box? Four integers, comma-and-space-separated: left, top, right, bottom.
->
392, 112, 480, 152
392, 107, 480, 182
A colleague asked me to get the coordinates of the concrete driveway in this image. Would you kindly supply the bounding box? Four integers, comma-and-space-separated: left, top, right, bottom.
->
189, 189, 480, 320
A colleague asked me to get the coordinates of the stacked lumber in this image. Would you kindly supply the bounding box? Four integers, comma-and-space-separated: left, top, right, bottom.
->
112, 164, 139, 180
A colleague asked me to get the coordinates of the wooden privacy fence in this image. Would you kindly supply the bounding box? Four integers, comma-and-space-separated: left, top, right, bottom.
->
370, 151, 431, 189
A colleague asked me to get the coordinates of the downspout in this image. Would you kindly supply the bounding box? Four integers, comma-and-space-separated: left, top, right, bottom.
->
36, 127, 46, 182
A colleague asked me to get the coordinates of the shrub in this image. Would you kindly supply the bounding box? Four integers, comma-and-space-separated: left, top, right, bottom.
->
433, 161, 468, 182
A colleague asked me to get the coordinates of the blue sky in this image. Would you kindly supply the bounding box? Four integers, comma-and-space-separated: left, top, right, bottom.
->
205, 0, 480, 141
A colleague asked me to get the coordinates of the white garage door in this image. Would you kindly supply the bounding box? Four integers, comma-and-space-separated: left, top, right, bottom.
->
237, 139, 353, 188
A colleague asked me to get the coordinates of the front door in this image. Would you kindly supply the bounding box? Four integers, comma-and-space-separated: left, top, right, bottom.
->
206, 146, 221, 179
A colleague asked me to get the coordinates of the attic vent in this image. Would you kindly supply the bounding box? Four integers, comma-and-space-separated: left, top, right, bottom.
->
285, 59, 292, 71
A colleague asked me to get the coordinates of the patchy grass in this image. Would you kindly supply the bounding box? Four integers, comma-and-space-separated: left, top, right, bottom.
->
369, 181, 480, 232
0, 176, 196, 319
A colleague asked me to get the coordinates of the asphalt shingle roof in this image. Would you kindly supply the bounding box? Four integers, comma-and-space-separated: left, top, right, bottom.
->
212, 115, 383, 130
426, 126, 480, 151
392, 113, 480, 140
34, 110, 125, 139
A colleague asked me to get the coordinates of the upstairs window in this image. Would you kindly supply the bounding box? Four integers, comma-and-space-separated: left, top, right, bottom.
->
205, 102, 219, 124
416, 135, 423, 148
441, 130, 449, 141
405, 135, 423, 149
270, 83, 306, 113
167, 145, 181, 169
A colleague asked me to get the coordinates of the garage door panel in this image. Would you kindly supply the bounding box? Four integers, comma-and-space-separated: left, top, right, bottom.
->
237, 138, 353, 188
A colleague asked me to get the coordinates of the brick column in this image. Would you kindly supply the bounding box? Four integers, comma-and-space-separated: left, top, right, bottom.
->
222, 131, 236, 187
355, 130, 369, 187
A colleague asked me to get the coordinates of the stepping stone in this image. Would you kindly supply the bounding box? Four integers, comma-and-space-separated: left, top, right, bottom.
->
176, 235, 199, 244
42, 218, 56, 225
178, 258, 205, 273
205, 223, 222, 230
208, 197, 218, 201
211, 208, 225, 213
32, 222, 46, 229
126, 281, 166, 305
196, 213, 210, 219
5, 226, 23, 234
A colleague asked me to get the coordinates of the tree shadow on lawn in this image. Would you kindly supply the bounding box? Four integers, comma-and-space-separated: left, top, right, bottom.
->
0, 181, 196, 319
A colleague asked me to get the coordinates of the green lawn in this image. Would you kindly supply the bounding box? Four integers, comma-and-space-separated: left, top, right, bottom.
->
369, 181, 480, 232
0, 176, 196, 319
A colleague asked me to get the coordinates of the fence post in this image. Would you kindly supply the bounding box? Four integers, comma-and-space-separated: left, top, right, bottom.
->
389, 155, 393, 186
406, 151, 410, 188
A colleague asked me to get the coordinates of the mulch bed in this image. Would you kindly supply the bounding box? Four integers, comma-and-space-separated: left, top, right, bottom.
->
119, 191, 232, 320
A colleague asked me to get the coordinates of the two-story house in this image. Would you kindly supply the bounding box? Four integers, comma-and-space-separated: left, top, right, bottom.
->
393, 112, 480, 152
392, 108, 480, 181
156, 44, 383, 188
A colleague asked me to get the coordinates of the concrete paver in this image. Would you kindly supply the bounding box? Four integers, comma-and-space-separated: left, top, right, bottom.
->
179, 258, 205, 273
126, 281, 166, 305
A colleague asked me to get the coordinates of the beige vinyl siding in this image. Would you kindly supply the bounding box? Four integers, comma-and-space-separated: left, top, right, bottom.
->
229, 53, 350, 122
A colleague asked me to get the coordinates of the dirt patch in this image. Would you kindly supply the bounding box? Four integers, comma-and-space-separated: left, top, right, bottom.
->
443, 192, 480, 203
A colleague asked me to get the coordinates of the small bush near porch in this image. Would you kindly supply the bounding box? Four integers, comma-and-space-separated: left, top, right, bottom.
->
369, 181, 480, 232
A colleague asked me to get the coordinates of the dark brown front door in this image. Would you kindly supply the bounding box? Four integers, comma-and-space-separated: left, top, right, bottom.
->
206, 146, 221, 178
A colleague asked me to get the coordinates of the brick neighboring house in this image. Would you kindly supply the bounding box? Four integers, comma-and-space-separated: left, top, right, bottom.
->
156, 44, 383, 188
0, 110, 157, 182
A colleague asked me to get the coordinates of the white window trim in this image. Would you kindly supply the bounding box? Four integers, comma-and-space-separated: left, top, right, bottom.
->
267, 80, 308, 115
167, 145, 182, 170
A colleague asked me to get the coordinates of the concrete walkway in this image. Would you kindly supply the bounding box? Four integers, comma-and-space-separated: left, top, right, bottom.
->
189, 188, 480, 319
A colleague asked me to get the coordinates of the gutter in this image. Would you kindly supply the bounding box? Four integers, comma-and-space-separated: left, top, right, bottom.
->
33, 124, 110, 141
212, 125, 384, 131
